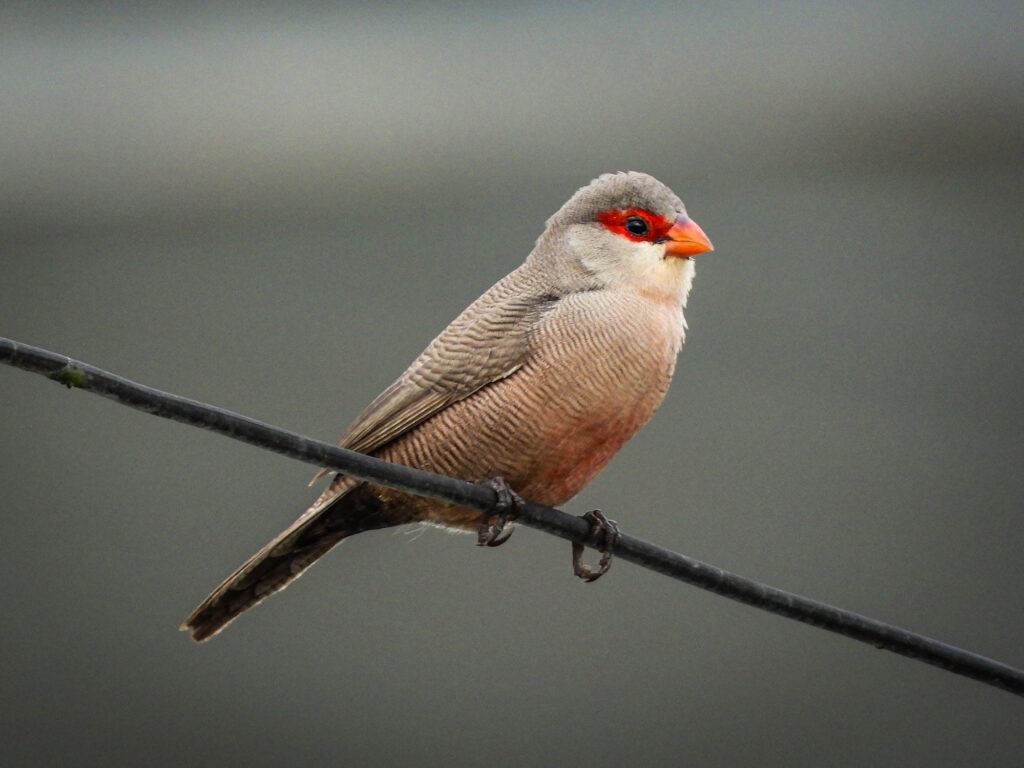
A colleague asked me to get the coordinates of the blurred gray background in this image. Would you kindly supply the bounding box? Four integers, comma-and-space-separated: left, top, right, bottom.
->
2, 2, 1022, 766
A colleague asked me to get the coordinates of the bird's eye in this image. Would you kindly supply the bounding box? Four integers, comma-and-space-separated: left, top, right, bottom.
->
597, 208, 670, 242
624, 216, 650, 237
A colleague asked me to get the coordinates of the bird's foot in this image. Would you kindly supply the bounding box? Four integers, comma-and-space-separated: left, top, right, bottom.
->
476, 477, 525, 547
572, 510, 620, 582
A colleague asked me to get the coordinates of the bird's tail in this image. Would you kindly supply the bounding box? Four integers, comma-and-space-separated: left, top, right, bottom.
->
182, 478, 378, 642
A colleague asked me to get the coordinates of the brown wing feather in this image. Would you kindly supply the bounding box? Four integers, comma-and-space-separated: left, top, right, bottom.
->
312, 269, 551, 483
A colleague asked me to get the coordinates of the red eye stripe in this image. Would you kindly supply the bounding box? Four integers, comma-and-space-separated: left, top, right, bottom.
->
596, 209, 674, 243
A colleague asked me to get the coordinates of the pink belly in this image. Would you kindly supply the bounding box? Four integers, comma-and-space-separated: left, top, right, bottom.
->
519, 404, 653, 506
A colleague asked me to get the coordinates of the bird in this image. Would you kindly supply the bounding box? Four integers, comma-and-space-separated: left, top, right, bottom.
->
182, 171, 713, 641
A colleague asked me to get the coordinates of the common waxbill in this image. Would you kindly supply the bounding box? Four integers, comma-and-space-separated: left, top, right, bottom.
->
183, 171, 713, 641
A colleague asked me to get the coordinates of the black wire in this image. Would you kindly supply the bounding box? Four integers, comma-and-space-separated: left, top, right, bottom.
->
2, 335, 1021, 697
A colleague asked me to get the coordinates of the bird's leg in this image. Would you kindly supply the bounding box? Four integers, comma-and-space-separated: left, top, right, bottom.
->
572, 510, 620, 582
476, 477, 525, 547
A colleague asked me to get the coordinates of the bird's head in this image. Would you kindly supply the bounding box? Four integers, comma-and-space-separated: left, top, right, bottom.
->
533, 171, 713, 305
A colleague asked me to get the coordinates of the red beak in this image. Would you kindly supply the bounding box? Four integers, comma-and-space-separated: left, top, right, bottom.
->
662, 215, 713, 258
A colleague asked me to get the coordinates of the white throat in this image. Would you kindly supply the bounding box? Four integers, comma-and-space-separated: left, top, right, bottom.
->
578, 235, 697, 307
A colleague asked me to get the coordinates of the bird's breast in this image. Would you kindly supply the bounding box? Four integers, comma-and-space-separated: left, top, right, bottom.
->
511, 289, 684, 505
378, 289, 685, 524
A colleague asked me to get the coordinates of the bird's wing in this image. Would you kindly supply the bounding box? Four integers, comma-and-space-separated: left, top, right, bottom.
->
313, 271, 552, 481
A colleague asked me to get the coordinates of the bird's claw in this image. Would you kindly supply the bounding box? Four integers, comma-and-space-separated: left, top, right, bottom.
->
476, 477, 525, 547
572, 509, 620, 582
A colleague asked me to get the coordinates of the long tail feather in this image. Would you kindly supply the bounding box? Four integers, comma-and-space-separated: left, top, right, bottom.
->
182, 479, 367, 641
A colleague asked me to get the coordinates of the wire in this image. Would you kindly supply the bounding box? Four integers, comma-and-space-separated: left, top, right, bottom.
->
1, 335, 1021, 697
